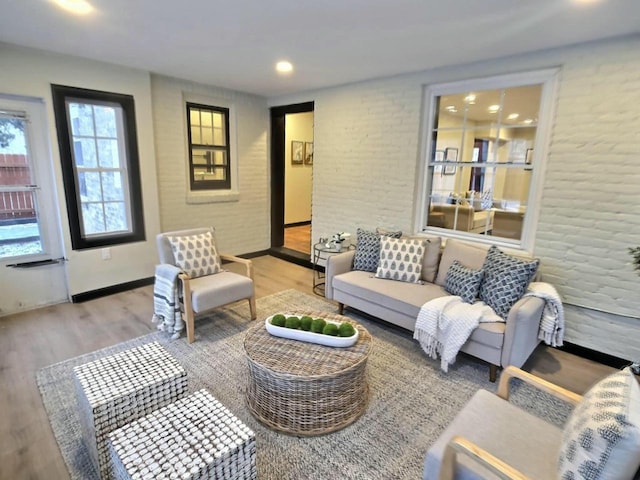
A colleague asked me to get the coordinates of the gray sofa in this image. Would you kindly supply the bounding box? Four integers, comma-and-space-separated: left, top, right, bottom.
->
325, 238, 545, 381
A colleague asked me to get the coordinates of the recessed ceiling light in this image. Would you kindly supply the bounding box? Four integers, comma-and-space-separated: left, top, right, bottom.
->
275, 61, 293, 74
464, 94, 476, 104
445, 105, 458, 113
52, 0, 94, 15
507, 113, 519, 120
488, 104, 500, 113
523, 118, 534, 124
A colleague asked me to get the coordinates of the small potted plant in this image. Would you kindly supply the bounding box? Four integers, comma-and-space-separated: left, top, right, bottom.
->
630, 246, 640, 275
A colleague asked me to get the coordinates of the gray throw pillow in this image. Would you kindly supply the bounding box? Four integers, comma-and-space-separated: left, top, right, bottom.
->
445, 260, 484, 304
558, 367, 640, 480
353, 228, 402, 272
375, 237, 426, 284
168, 231, 222, 279
478, 245, 539, 319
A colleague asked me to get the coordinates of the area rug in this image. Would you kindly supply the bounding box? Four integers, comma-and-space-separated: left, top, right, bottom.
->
37, 289, 571, 480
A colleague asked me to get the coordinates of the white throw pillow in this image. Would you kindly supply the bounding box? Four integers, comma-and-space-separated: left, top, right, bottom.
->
168, 231, 222, 279
375, 237, 426, 284
557, 367, 640, 480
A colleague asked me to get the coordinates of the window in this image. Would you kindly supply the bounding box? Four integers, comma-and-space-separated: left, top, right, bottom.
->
186, 103, 231, 190
52, 85, 145, 250
418, 69, 558, 250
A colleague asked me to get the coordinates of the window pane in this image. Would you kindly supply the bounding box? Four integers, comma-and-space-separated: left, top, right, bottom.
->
212, 167, 226, 180
97, 139, 120, 168
104, 202, 127, 231
101, 171, 124, 201
94, 105, 117, 138
189, 109, 200, 126
201, 127, 213, 145
213, 127, 224, 146
212, 112, 222, 128
191, 126, 201, 144
73, 139, 97, 168
68, 103, 94, 136
201, 110, 212, 127
214, 150, 226, 165
78, 171, 102, 202
81, 202, 105, 234
0, 116, 44, 259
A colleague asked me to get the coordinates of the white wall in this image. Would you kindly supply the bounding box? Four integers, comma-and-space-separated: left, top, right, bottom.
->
270, 34, 640, 360
284, 112, 313, 225
150, 75, 269, 255
0, 43, 162, 301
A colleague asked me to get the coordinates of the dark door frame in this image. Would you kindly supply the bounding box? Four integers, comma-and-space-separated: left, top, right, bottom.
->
269, 101, 314, 264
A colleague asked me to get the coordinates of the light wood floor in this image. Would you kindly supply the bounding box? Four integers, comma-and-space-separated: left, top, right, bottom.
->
284, 224, 311, 255
0, 255, 616, 479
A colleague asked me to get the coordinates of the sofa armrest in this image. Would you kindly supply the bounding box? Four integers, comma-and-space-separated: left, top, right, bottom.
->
325, 250, 356, 300
500, 296, 545, 369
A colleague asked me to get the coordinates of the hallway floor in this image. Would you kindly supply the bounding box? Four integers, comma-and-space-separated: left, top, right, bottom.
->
284, 224, 311, 255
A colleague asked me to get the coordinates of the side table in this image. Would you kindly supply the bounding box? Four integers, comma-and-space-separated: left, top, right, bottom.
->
312, 242, 354, 296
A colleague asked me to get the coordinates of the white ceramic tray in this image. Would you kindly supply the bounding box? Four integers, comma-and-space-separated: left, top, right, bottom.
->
265, 314, 359, 348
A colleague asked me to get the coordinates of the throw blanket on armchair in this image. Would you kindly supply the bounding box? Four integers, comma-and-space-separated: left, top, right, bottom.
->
413, 296, 503, 372
151, 264, 184, 340
524, 281, 565, 347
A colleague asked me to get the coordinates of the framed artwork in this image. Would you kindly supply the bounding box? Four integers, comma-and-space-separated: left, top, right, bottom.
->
434, 150, 445, 162
304, 142, 314, 165
443, 164, 457, 175
525, 148, 534, 165
291, 140, 303, 164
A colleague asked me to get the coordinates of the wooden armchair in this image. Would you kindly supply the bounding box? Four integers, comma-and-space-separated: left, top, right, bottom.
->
156, 227, 256, 343
424, 366, 582, 480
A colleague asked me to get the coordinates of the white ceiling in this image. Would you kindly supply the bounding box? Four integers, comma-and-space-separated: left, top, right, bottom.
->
1, 0, 639, 97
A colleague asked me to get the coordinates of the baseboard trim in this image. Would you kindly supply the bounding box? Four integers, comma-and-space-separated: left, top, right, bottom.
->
72, 277, 154, 303
284, 221, 311, 228
269, 247, 312, 269
558, 341, 632, 369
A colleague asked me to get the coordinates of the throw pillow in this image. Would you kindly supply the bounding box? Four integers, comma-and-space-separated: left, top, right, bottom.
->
353, 228, 402, 272
403, 235, 442, 283
445, 260, 484, 304
375, 237, 426, 284
478, 245, 539, 319
168, 231, 222, 279
558, 367, 640, 480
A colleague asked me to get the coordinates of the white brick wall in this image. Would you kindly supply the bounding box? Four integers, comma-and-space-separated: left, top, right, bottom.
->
274, 35, 640, 360
151, 75, 269, 255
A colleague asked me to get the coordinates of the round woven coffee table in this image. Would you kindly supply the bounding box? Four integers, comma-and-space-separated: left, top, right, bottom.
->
243, 311, 372, 436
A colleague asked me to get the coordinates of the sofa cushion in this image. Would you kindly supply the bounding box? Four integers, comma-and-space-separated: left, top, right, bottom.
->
168, 231, 222, 279
435, 239, 489, 287
353, 228, 402, 272
375, 237, 426, 284
479, 246, 539, 319
445, 260, 484, 304
557, 367, 640, 480
404, 235, 442, 283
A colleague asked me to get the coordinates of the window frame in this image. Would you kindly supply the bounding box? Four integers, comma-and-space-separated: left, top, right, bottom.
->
186, 102, 231, 191
414, 69, 559, 252
51, 84, 145, 250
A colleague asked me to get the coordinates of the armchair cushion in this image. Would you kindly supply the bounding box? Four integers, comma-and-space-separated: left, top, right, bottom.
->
168, 231, 222, 279
353, 228, 402, 272
375, 237, 426, 284
479, 245, 539, 319
445, 260, 484, 304
558, 367, 640, 480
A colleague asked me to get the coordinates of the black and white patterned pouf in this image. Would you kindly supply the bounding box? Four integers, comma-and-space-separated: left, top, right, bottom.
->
73, 342, 188, 479
107, 389, 257, 480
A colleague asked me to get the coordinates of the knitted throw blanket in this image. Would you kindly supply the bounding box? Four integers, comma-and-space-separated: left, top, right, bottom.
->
524, 282, 565, 347
151, 264, 184, 340
413, 296, 503, 372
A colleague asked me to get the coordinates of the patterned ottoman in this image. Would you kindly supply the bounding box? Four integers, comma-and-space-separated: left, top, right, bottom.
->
73, 342, 188, 479
107, 389, 257, 480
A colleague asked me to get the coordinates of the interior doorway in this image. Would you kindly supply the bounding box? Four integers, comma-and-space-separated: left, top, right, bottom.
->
269, 102, 314, 265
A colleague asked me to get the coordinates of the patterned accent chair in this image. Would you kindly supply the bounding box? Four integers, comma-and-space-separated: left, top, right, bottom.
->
156, 227, 256, 343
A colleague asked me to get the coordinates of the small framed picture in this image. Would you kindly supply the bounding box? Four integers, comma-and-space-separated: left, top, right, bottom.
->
291, 140, 304, 164
304, 142, 314, 165
434, 150, 445, 162
525, 148, 533, 165
445, 147, 458, 162
443, 164, 457, 175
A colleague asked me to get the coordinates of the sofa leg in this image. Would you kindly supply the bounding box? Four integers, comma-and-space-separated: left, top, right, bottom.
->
338, 303, 344, 315
489, 364, 498, 383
